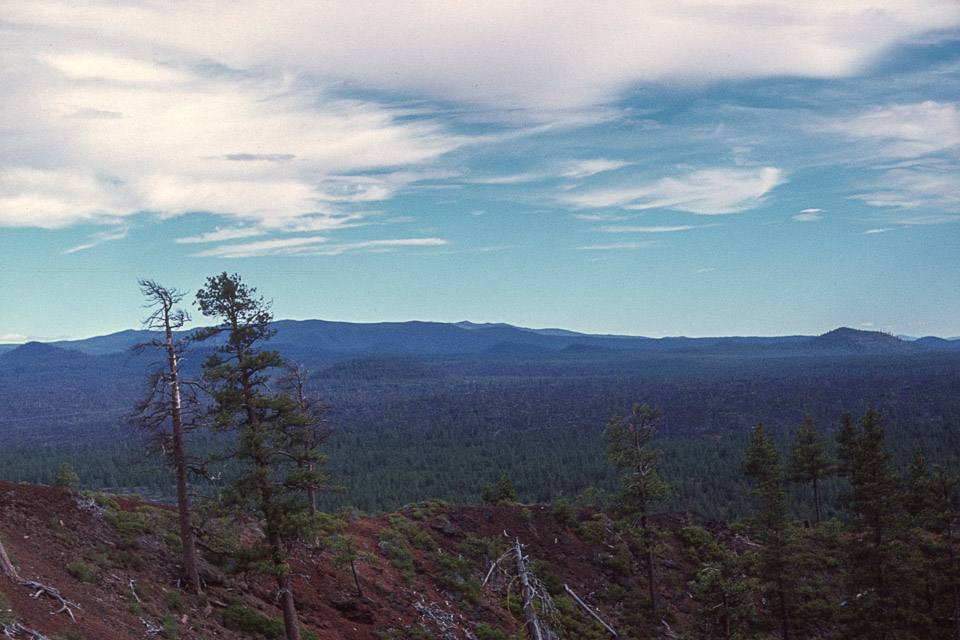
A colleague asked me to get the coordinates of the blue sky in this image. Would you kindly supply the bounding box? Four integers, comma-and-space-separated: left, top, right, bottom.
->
2, 1, 960, 341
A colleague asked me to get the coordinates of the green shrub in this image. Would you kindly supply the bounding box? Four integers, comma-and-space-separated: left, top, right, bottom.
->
432, 552, 482, 608
601, 542, 633, 578
0, 592, 16, 626
160, 613, 178, 639
575, 515, 608, 547
165, 589, 185, 613
530, 559, 563, 596
164, 532, 183, 553
223, 604, 319, 640
459, 536, 507, 563
388, 515, 437, 552
551, 498, 578, 527
314, 512, 348, 536
678, 526, 724, 566
474, 623, 521, 640
481, 475, 518, 505
118, 550, 145, 571
130, 582, 151, 603
83, 491, 120, 511
67, 559, 95, 583
553, 595, 609, 640
374, 629, 435, 640
377, 527, 416, 583
53, 462, 79, 490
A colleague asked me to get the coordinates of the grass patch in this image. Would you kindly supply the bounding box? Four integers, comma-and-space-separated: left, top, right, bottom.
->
0, 592, 16, 626
222, 604, 319, 640
377, 527, 416, 584
67, 559, 95, 583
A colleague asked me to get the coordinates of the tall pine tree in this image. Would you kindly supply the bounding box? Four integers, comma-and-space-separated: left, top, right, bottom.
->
906, 448, 960, 640
741, 423, 809, 640
835, 407, 909, 640
787, 415, 835, 524
603, 403, 670, 613
131, 279, 201, 593
195, 273, 330, 640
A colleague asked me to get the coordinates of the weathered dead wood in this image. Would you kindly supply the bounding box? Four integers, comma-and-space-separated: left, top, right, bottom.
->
0, 538, 81, 621
1, 621, 50, 640
513, 538, 559, 640
563, 584, 618, 637
413, 598, 478, 640
483, 549, 514, 587
140, 616, 164, 634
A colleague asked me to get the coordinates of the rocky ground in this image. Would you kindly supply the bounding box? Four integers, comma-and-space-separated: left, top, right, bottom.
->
0, 480, 734, 639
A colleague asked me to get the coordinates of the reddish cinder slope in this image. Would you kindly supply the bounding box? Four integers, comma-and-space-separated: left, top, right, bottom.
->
0, 480, 726, 639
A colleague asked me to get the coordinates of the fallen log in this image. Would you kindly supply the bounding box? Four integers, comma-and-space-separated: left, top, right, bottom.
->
0, 538, 81, 621
563, 584, 618, 637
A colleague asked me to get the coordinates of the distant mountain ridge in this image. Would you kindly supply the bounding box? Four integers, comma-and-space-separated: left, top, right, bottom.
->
3, 321, 959, 358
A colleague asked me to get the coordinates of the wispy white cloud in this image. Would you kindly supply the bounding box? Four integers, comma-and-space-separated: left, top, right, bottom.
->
466, 172, 547, 185
577, 240, 661, 250
864, 228, 893, 234
0, 44, 469, 230
63, 226, 128, 253
792, 211, 824, 222
600, 224, 718, 233
849, 165, 960, 216
697, 268, 714, 273
825, 101, 960, 158
560, 159, 629, 179
175, 227, 265, 244
570, 212, 633, 222
9, 1, 957, 113
192, 236, 327, 257
562, 167, 783, 214
192, 236, 448, 258
1, 333, 29, 342
814, 102, 960, 224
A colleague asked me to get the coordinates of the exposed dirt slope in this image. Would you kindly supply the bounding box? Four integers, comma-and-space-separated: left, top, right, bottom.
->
0, 480, 731, 639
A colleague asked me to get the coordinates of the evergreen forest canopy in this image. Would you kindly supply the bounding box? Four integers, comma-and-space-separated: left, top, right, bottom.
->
0, 280, 959, 524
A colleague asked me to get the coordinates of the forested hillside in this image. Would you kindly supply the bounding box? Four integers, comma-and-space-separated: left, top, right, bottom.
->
2, 328, 959, 521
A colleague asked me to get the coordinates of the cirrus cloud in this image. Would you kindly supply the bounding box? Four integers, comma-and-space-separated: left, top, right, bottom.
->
562, 167, 784, 214
191, 236, 448, 258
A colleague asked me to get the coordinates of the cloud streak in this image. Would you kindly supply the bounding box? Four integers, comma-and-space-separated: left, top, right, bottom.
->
599, 224, 718, 233
562, 167, 783, 214
192, 237, 448, 258
0, 46, 469, 231
577, 240, 661, 251
8, 1, 958, 112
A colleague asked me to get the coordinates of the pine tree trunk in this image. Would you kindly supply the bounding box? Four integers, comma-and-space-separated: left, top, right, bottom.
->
640, 504, 658, 612
268, 528, 302, 640
721, 590, 730, 637
779, 576, 789, 640
812, 476, 821, 524
948, 522, 959, 640
165, 316, 200, 593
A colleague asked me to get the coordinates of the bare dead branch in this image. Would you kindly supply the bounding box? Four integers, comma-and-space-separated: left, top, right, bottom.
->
563, 584, 618, 637
0, 537, 81, 621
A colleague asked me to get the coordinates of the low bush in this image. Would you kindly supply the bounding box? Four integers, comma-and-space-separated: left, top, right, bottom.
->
67, 559, 95, 583
223, 604, 319, 640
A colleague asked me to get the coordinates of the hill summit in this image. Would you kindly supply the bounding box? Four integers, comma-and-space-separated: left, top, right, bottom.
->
810, 327, 912, 353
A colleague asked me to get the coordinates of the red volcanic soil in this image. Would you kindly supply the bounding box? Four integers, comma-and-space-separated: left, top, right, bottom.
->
0, 480, 727, 639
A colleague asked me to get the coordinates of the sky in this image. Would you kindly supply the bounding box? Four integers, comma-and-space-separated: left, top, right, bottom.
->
2, 1, 960, 341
